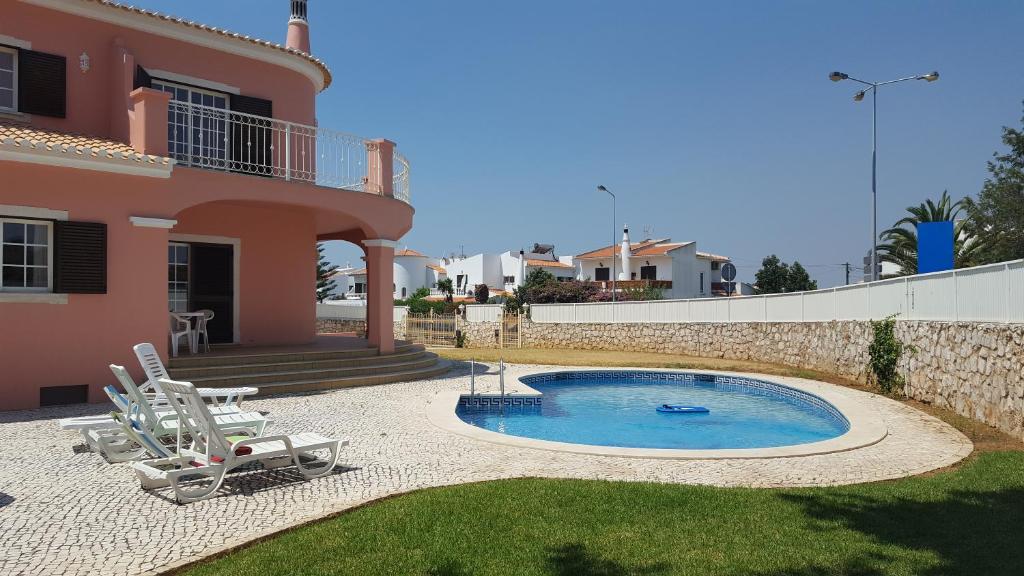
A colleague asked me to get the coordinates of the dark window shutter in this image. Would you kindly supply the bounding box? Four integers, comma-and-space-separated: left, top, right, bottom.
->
54, 221, 107, 294
17, 49, 66, 118
134, 65, 152, 90
229, 95, 273, 177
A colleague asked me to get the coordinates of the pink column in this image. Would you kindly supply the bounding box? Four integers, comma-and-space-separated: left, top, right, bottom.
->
129, 88, 170, 156
364, 239, 396, 354
364, 139, 395, 197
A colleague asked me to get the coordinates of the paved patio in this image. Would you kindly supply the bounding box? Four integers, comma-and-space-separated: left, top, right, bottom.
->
0, 362, 972, 576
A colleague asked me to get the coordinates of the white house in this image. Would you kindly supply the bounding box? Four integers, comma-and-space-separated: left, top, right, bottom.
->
444, 243, 576, 297
326, 248, 448, 300
575, 227, 734, 299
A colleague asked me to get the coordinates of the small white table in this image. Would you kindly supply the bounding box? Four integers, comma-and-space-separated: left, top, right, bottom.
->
175, 311, 206, 353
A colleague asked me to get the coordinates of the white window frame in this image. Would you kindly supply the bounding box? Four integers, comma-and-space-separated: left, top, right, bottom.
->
168, 241, 190, 313
0, 45, 18, 113
151, 79, 230, 168
0, 217, 53, 293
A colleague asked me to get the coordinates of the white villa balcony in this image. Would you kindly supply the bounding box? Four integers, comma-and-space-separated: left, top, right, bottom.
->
164, 100, 410, 204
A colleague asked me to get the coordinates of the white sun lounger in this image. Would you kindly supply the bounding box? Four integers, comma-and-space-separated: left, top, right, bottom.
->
133, 343, 258, 408
133, 378, 346, 503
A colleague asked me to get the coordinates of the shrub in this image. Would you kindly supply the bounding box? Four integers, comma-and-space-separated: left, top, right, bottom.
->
474, 284, 489, 304
868, 315, 915, 395
455, 330, 466, 348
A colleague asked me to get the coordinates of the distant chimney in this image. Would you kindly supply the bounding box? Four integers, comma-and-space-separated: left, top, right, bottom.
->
619, 225, 631, 281
286, 0, 311, 53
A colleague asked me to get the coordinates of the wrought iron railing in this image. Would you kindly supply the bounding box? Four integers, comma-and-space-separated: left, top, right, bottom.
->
166, 100, 410, 204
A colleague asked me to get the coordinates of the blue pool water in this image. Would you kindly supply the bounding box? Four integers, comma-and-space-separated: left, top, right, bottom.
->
456, 372, 849, 450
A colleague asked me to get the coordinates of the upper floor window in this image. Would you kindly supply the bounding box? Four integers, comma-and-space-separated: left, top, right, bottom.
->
0, 46, 17, 112
153, 79, 229, 169
711, 261, 720, 271
503, 275, 515, 284
640, 265, 657, 280
1, 218, 52, 292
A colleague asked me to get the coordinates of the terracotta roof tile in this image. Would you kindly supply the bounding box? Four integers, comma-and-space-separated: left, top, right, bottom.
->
82, 0, 332, 90
395, 248, 426, 257
426, 264, 447, 273
576, 238, 680, 259
633, 242, 690, 257
525, 258, 573, 269
0, 122, 173, 166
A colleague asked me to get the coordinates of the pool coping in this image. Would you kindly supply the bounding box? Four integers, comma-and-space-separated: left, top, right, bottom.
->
425, 368, 888, 460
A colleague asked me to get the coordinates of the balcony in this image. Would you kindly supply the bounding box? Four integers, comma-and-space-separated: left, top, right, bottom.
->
162, 99, 410, 203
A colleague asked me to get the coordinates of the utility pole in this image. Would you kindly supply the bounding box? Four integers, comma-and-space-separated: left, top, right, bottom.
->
844, 262, 851, 285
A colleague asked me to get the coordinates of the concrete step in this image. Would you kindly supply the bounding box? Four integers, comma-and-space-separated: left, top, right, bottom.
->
248, 359, 452, 396
168, 348, 431, 380
176, 353, 441, 388
167, 342, 422, 369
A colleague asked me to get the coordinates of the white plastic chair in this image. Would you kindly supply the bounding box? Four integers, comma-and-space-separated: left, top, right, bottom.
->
133, 343, 258, 408
194, 309, 215, 353
169, 312, 193, 357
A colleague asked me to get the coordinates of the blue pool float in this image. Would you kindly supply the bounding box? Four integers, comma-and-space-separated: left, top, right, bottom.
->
656, 404, 709, 414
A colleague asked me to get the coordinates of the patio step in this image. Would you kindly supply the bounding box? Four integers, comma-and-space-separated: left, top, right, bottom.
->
167, 342, 421, 369
175, 352, 442, 388
248, 359, 453, 396
168, 347, 430, 380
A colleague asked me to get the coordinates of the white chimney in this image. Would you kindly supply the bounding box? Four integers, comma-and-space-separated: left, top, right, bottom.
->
619, 225, 631, 281
518, 249, 526, 287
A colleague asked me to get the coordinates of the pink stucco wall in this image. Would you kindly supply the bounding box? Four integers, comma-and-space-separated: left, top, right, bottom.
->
2, 3, 317, 139
0, 160, 411, 410
172, 202, 317, 346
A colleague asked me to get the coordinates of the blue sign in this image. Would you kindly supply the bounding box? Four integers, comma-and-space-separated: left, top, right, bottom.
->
918, 221, 954, 274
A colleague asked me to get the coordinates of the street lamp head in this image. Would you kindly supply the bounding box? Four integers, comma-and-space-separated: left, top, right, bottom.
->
597, 185, 608, 193
853, 90, 866, 102
919, 71, 940, 82
829, 71, 849, 82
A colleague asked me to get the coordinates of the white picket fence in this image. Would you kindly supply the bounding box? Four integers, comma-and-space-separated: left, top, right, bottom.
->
525, 259, 1024, 324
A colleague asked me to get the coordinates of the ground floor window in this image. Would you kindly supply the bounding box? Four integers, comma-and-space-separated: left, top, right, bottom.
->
594, 267, 610, 281
1, 218, 52, 292
168, 242, 189, 312
504, 275, 515, 284
640, 265, 657, 281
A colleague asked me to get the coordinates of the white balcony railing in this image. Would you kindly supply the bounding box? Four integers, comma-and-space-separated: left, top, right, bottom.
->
166, 100, 410, 204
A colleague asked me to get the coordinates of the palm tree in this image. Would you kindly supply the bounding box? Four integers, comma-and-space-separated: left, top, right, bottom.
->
877, 191, 986, 277
436, 278, 454, 303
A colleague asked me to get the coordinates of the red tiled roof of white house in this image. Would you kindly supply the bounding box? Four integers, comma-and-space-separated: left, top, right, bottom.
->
426, 264, 447, 274
72, 0, 333, 90
525, 259, 573, 269
696, 251, 731, 262
395, 248, 427, 257
576, 238, 696, 260
632, 242, 692, 257
576, 239, 670, 260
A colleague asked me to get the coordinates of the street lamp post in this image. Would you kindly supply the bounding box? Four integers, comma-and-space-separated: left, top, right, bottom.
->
597, 185, 616, 302
829, 70, 939, 282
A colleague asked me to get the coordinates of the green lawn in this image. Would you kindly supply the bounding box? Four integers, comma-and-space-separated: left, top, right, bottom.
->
180, 451, 1024, 576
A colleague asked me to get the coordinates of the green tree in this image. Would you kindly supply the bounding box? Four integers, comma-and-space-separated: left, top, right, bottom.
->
436, 278, 454, 303
315, 243, 337, 303
519, 268, 556, 304
785, 262, 818, 292
754, 255, 790, 294
877, 191, 986, 276
963, 102, 1024, 263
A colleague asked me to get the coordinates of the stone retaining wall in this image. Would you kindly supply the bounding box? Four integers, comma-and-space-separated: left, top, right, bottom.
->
316, 319, 366, 334
460, 319, 1024, 440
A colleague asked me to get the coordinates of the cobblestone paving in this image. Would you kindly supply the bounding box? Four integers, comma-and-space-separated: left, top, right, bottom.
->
0, 363, 972, 576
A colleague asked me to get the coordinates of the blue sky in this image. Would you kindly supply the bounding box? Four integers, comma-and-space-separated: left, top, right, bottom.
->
131, 1, 1024, 287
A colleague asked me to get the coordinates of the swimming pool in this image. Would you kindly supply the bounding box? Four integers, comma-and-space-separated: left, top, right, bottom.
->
455, 371, 850, 450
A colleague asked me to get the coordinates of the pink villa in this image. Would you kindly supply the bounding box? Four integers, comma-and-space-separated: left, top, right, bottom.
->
0, 0, 417, 410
